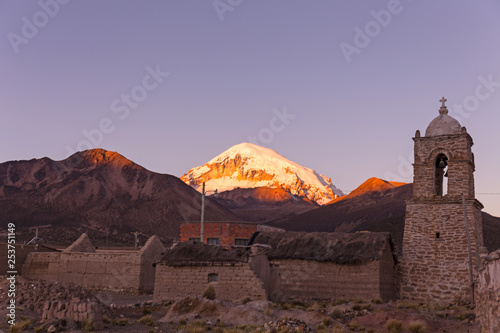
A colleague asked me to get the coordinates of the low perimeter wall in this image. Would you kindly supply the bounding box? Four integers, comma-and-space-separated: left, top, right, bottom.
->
22, 235, 165, 292
153, 262, 268, 302
476, 251, 500, 333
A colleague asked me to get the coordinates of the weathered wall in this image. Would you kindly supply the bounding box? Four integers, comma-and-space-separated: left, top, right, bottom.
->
22, 235, 164, 292
42, 299, 103, 330
153, 262, 267, 302
0, 243, 58, 275
401, 200, 483, 304
269, 258, 391, 302
476, 251, 500, 333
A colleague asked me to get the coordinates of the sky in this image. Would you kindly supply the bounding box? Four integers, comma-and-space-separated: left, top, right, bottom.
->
1, 1, 499, 216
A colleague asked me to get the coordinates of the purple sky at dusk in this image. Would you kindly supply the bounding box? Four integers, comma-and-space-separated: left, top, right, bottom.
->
1, 1, 499, 216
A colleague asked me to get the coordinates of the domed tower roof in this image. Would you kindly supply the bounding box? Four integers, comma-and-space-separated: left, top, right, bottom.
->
425, 97, 462, 137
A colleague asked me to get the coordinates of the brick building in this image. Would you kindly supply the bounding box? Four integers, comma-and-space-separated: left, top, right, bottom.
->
179, 221, 284, 247
401, 98, 486, 304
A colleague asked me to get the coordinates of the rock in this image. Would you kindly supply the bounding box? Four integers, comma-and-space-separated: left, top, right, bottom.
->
47, 324, 56, 333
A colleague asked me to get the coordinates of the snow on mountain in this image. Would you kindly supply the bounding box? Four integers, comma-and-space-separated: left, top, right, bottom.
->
181, 143, 344, 205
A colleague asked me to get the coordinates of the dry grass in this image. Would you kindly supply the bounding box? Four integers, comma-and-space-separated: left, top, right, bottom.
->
202, 285, 216, 300
407, 320, 427, 333
385, 319, 403, 333
139, 315, 156, 326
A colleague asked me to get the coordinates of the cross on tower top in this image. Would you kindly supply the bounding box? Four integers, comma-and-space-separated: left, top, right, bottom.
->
439, 96, 448, 115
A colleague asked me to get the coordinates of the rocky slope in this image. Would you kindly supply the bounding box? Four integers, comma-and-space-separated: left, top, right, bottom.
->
0, 149, 238, 245
181, 143, 343, 205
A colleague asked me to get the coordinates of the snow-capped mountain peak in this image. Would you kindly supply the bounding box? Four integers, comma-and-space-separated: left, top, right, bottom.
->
181, 143, 343, 205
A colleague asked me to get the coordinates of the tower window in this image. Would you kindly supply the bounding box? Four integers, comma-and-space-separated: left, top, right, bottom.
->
208, 273, 218, 282
436, 232, 440, 239
434, 154, 448, 196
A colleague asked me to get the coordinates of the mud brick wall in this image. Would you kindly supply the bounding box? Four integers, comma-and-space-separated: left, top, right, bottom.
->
58, 251, 144, 290
42, 299, 103, 330
153, 262, 267, 302
401, 200, 483, 304
476, 251, 500, 333
22, 235, 165, 291
22, 252, 61, 282
270, 258, 393, 302
0, 243, 58, 275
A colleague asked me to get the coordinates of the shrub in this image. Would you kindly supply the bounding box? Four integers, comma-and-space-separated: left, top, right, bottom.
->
280, 303, 291, 310
83, 320, 94, 332
290, 300, 306, 309
142, 307, 152, 315
9, 319, 32, 333
352, 298, 365, 304
34, 327, 43, 333
242, 296, 251, 304
316, 323, 326, 332
179, 318, 187, 325
371, 298, 383, 304
264, 307, 273, 316
348, 320, 360, 330
396, 301, 419, 310
407, 321, 427, 333
332, 299, 348, 306
333, 326, 346, 333
385, 319, 403, 333
322, 317, 332, 326
139, 315, 156, 326
202, 285, 216, 300
353, 304, 371, 311
112, 318, 129, 326
331, 308, 343, 319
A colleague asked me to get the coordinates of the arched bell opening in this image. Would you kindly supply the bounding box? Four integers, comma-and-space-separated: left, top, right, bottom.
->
434, 154, 448, 196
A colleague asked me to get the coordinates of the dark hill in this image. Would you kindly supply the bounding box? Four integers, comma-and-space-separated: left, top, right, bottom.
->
0, 149, 238, 245
267, 177, 500, 255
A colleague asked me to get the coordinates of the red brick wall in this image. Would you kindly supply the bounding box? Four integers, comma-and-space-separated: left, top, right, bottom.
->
180, 223, 258, 247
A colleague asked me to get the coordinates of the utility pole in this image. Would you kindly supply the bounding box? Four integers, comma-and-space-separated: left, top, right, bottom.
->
200, 182, 205, 243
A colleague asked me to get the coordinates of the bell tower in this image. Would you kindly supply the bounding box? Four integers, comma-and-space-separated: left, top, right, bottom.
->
401, 97, 484, 304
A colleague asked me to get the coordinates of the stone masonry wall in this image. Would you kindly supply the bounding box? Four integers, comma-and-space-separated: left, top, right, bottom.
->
476, 251, 500, 333
401, 200, 483, 304
42, 299, 103, 330
153, 262, 267, 302
412, 134, 475, 199
271, 259, 390, 302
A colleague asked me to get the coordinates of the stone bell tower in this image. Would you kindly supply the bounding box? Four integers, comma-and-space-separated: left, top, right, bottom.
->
401, 97, 484, 304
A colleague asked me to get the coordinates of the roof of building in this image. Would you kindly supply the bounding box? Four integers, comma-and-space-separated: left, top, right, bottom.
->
253, 231, 393, 264
159, 240, 251, 266
425, 98, 462, 137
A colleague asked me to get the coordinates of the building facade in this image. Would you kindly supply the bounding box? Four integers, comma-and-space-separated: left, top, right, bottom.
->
401, 98, 485, 304
179, 221, 284, 247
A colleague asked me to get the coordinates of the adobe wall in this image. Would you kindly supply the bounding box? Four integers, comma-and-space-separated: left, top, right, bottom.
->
22, 235, 164, 292
0, 243, 58, 275
153, 262, 267, 302
270, 259, 390, 302
476, 251, 500, 333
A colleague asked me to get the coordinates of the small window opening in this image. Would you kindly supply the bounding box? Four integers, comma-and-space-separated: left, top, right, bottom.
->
207, 238, 221, 246
434, 154, 448, 196
208, 273, 218, 282
234, 238, 249, 246
436, 232, 440, 239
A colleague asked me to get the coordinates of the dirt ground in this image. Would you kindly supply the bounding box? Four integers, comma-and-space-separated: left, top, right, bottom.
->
0, 276, 481, 332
